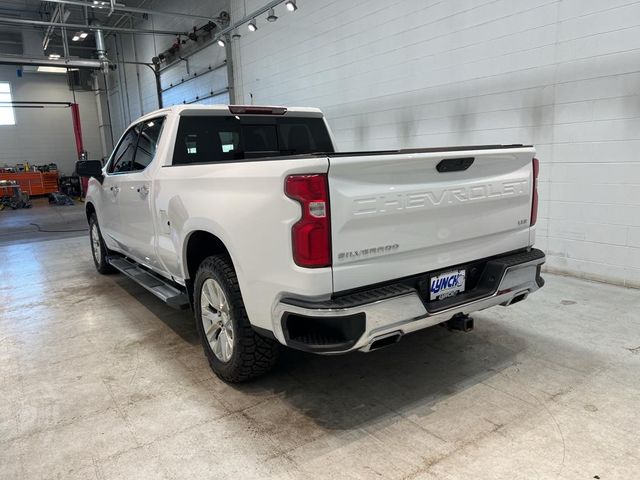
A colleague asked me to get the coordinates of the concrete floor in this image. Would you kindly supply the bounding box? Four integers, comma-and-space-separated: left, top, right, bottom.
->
0, 198, 87, 245
1, 204, 640, 479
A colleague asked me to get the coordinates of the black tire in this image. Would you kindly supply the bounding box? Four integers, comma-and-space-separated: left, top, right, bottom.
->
89, 213, 115, 274
194, 255, 279, 383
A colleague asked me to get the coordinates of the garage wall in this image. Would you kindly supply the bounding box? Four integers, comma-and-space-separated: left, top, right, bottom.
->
0, 65, 102, 176
230, 0, 640, 288
105, 0, 229, 139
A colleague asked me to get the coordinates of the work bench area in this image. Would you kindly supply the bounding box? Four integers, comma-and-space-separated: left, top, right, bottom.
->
0, 171, 59, 196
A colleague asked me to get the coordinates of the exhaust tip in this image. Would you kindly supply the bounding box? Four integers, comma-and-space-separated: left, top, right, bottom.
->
501, 291, 529, 307
368, 332, 402, 351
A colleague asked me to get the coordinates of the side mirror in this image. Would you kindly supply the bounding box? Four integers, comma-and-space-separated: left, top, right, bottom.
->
76, 160, 104, 181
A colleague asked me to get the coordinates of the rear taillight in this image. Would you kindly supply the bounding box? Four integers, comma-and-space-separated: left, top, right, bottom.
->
531, 157, 539, 226
285, 174, 331, 268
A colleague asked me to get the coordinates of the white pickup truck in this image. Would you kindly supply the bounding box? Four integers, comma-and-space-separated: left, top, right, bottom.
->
79, 104, 545, 382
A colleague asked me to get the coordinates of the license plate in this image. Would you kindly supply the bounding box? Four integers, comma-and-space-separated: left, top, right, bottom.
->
429, 269, 466, 301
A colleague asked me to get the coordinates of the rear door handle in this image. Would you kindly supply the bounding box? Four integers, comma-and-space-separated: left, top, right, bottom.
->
136, 185, 149, 198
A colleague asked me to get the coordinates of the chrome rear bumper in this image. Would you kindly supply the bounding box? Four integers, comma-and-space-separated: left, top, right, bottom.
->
273, 249, 545, 354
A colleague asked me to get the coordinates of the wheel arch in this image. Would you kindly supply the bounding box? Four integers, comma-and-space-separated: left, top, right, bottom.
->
183, 230, 237, 305
184, 230, 232, 276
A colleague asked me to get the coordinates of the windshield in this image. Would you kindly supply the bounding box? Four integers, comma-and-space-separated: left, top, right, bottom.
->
173, 115, 334, 165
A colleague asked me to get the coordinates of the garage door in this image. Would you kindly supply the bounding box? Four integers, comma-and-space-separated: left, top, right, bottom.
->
160, 44, 229, 107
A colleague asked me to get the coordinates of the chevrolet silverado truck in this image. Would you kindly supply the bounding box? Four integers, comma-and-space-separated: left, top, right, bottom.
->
78, 104, 545, 383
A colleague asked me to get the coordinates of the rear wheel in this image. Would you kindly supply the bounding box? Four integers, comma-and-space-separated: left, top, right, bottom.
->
194, 255, 279, 383
89, 214, 115, 274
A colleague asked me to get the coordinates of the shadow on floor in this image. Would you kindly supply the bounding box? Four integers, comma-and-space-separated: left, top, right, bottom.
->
267, 324, 523, 430
118, 274, 530, 431
114, 276, 199, 346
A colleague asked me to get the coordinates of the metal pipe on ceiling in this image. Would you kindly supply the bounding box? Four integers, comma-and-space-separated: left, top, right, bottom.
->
0, 16, 188, 36
94, 26, 107, 54
93, 24, 109, 72
0, 101, 73, 106
0, 54, 101, 69
42, 0, 224, 23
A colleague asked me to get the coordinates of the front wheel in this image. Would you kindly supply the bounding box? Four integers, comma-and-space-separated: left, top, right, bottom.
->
194, 255, 279, 383
89, 214, 115, 274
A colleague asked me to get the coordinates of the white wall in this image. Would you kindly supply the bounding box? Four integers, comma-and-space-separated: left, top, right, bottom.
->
0, 65, 102, 175
229, 0, 640, 288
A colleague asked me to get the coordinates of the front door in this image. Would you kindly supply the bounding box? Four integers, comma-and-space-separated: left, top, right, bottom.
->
101, 126, 138, 249
115, 118, 167, 273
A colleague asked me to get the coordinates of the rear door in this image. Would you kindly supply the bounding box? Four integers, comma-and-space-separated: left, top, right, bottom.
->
328, 147, 536, 292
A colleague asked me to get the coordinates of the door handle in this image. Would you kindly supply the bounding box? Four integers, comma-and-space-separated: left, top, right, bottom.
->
136, 185, 149, 197
110, 185, 120, 194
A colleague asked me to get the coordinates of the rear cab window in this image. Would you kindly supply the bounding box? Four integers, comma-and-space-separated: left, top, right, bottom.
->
172, 115, 334, 165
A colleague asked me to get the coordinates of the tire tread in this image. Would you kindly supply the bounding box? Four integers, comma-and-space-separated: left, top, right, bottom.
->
195, 255, 278, 383
89, 214, 116, 274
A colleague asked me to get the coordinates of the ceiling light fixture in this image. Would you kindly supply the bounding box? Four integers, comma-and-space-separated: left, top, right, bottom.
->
285, 0, 298, 12
217, 38, 226, 47
72, 31, 88, 42
266, 7, 278, 22
248, 18, 257, 31
37, 66, 67, 73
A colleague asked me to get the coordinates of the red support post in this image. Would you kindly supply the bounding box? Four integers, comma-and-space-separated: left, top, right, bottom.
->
70, 103, 84, 159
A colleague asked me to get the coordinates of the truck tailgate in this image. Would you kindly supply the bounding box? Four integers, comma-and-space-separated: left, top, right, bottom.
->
328, 146, 536, 292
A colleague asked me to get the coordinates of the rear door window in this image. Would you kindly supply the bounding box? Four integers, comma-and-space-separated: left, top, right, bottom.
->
172, 115, 334, 165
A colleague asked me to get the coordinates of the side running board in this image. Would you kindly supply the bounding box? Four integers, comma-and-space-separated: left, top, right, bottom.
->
107, 255, 190, 310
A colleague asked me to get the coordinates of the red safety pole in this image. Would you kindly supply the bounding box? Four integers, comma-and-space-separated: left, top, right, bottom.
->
70, 103, 89, 197
70, 103, 84, 159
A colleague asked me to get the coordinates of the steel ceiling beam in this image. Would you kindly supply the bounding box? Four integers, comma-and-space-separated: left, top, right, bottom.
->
0, 16, 188, 35
43, 5, 70, 51
42, 0, 223, 23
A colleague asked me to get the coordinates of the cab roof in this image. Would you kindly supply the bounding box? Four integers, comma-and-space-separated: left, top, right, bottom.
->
135, 104, 324, 124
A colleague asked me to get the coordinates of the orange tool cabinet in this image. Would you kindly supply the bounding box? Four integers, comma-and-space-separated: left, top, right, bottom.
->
0, 172, 59, 196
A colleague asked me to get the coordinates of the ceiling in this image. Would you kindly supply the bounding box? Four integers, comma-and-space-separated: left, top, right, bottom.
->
0, 0, 153, 59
